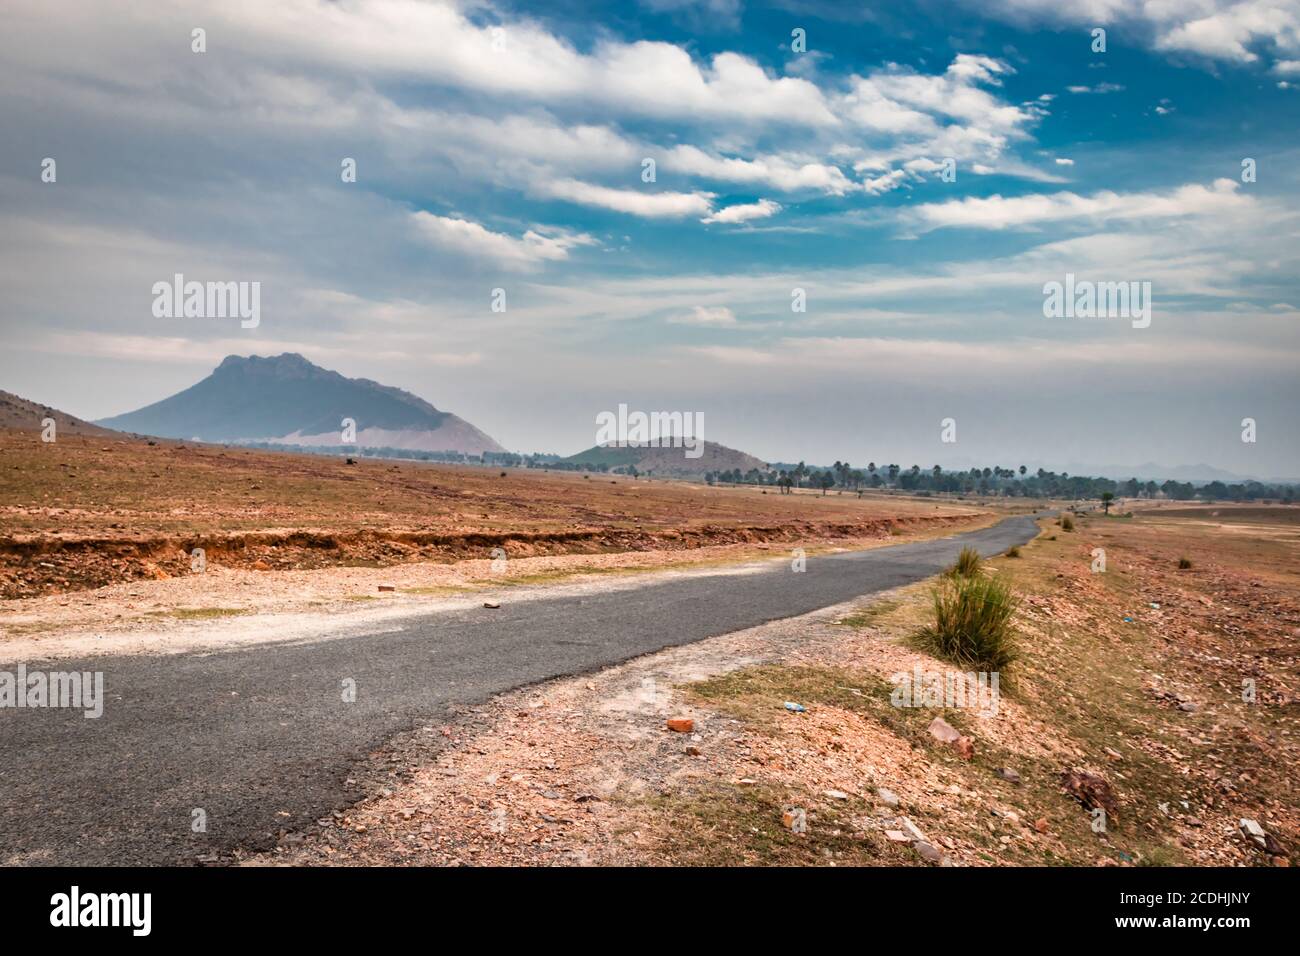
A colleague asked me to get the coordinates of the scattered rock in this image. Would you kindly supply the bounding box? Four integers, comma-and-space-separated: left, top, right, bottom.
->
684, 744, 702, 756
783, 701, 807, 713
995, 767, 1022, 785
666, 717, 694, 733
877, 787, 900, 808
899, 816, 929, 844
823, 789, 849, 801
1033, 817, 1050, 834
928, 717, 974, 759
377, 585, 395, 592
913, 841, 942, 863
250, 560, 271, 571
1060, 769, 1120, 819
884, 829, 910, 843
1104, 747, 1123, 761
482, 601, 501, 609
1240, 818, 1287, 855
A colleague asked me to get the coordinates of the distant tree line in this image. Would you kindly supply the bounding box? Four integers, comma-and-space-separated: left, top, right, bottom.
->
704, 462, 1297, 503
233, 442, 1296, 502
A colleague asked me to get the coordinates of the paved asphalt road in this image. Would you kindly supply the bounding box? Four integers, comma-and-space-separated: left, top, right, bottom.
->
0, 513, 1042, 865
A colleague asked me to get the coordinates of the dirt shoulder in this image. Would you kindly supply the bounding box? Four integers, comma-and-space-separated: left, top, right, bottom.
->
0, 513, 999, 660
245, 508, 1297, 867
0, 428, 1000, 599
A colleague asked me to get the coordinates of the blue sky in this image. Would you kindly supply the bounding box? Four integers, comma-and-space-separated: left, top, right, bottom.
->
1, 0, 1298, 476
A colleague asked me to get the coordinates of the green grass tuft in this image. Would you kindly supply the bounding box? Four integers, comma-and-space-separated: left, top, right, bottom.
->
912, 573, 1020, 672
946, 546, 983, 578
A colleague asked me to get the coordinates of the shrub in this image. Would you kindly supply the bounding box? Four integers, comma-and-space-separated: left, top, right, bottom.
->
1061, 515, 1075, 532
947, 546, 983, 578
913, 573, 1020, 672
1006, 545, 1021, 558
1178, 556, 1193, 570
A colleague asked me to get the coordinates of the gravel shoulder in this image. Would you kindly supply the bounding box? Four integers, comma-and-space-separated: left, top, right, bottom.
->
248, 509, 1298, 868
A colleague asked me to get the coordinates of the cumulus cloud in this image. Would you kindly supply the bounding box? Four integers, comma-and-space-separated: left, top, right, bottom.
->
701, 199, 782, 224
667, 146, 855, 195
907, 179, 1252, 232
410, 212, 594, 267
539, 179, 715, 218
977, 0, 1300, 68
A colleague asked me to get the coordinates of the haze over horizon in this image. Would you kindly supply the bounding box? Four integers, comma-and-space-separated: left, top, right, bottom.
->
2, 0, 1298, 475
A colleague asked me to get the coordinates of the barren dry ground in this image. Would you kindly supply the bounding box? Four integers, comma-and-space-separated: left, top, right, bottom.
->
0, 428, 997, 601
244, 504, 1298, 868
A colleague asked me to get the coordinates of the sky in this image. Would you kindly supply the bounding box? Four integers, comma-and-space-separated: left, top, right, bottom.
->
1, 0, 1298, 477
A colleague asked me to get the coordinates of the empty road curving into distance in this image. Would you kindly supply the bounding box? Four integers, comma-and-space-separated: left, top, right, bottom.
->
0, 512, 1043, 865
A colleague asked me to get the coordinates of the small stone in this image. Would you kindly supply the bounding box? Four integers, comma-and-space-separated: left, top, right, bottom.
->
995, 767, 1022, 785
927, 716, 962, 743
900, 816, 929, 844
884, 829, 911, 843
483, 601, 501, 609
666, 717, 694, 733
1104, 747, 1123, 761
378, 585, 395, 592
1034, 817, 1050, 834
877, 787, 900, 808
823, 789, 849, 801
913, 841, 942, 863
684, 744, 702, 756
928, 717, 973, 759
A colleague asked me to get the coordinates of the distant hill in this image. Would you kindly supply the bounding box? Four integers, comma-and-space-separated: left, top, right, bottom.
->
96, 353, 506, 455
0, 390, 118, 437
563, 439, 769, 477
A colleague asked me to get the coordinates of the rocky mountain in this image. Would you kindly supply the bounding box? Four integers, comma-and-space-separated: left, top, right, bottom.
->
0, 390, 118, 436
96, 353, 506, 454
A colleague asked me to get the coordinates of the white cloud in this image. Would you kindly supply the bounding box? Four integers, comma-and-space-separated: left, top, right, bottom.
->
701, 199, 783, 224
539, 178, 715, 218
977, 0, 1300, 68
907, 178, 1251, 232
667, 145, 855, 195
670, 305, 740, 326
410, 212, 594, 267
1055, 157, 1075, 165
206, 0, 840, 126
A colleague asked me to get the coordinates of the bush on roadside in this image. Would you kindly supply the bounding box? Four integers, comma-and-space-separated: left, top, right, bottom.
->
913, 573, 1020, 672
1178, 556, 1193, 569
1006, 545, 1021, 558
946, 546, 983, 578
1061, 515, 1075, 532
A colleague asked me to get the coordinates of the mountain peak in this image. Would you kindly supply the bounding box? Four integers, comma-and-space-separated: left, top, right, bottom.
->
216, 352, 319, 375
96, 355, 506, 454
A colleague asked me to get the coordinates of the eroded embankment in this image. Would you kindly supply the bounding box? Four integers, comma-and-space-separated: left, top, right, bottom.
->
0, 512, 984, 598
